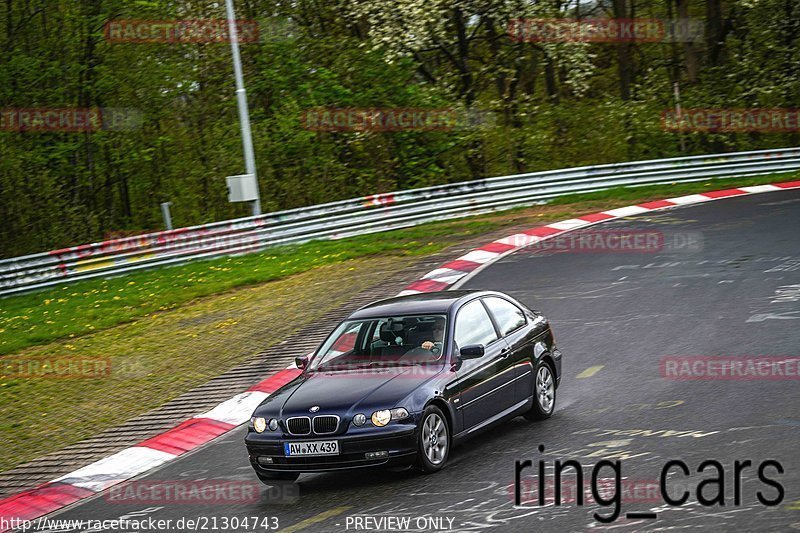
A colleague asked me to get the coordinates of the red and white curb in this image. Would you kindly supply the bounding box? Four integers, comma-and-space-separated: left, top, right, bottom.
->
1, 179, 798, 527
0, 367, 301, 527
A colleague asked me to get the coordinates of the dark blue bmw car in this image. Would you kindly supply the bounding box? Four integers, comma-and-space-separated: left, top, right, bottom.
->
245, 290, 561, 481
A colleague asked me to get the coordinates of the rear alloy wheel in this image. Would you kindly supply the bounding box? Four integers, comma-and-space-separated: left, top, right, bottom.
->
417, 405, 449, 473
525, 362, 556, 421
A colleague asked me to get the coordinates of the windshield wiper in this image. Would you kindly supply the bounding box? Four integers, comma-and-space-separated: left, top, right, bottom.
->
315, 361, 377, 371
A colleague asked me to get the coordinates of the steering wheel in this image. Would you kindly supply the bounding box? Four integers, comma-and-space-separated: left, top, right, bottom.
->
417, 341, 442, 355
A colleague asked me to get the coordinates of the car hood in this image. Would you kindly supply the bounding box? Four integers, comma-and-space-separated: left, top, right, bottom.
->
261, 365, 443, 416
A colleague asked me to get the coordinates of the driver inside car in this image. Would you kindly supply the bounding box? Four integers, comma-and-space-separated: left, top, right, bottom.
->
421, 319, 445, 351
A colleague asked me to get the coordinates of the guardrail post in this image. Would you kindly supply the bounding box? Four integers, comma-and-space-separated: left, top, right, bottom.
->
160, 202, 173, 231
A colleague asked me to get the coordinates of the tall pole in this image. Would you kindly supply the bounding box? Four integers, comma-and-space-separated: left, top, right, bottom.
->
225, 0, 261, 216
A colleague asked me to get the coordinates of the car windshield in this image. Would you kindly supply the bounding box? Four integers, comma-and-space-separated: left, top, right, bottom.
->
309, 314, 447, 371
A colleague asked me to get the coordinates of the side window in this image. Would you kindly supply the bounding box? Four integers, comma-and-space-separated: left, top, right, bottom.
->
484, 297, 526, 336
455, 300, 498, 348
371, 319, 388, 342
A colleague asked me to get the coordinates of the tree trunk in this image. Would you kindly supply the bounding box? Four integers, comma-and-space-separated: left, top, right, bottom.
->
705, 0, 725, 67
612, 0, 634, 100
676, 0, 698, 82
544, 50, 559, 105
451, 7, 475, 106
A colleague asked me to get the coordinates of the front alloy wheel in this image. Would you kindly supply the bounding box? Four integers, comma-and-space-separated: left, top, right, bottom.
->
417, 405, 449, 473
525, 362, 556, 421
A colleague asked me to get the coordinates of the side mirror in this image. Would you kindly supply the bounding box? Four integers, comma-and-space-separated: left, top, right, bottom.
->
459, 344, 484, 359
295, 356, 309, 370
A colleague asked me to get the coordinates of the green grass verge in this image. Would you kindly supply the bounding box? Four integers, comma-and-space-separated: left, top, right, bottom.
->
1, 171, 796, 357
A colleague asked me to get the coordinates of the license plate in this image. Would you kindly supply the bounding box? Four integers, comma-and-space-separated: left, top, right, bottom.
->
284, 440, 339, 456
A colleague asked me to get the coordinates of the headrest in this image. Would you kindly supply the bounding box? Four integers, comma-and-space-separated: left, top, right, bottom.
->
414, 321, 434, 332
379, 321, 403, 342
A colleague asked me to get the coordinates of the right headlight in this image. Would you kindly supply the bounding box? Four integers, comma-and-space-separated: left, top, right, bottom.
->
253, 417, 267, 433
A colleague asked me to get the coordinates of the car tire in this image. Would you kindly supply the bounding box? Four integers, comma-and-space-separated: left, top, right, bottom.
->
416, 405, 450, 474
256, 471, 300, 483
524, 360, 556, 421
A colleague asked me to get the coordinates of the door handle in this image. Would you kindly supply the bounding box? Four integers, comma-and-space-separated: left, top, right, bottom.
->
500, 347, 510, 358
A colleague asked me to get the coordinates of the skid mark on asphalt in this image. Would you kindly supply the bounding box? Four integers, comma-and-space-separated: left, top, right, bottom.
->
282, 505, 351, 533
556, 313, 673, 328
577, 366, 604, 378
538, 285, 641, 300
581, 400, 684, 416
746, 311, 800, 322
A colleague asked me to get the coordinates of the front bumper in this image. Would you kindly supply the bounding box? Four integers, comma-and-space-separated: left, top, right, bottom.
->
245, 426, 418, 473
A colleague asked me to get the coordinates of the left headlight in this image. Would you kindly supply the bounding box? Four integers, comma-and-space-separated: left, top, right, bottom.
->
253, 417, 267, 433
371, 410, 391, 427
371, 407, 410, 427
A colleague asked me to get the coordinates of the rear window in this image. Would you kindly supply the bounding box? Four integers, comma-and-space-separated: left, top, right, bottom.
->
483, 297, 526, 336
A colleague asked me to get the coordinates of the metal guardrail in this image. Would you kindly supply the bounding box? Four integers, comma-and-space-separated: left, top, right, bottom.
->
2, 146, 799, 296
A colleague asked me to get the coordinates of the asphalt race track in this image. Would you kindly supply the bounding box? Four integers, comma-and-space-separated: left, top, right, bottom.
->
28, 188, 800, 532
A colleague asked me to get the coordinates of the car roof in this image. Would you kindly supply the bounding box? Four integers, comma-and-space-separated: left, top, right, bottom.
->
348, 290, 494, 319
